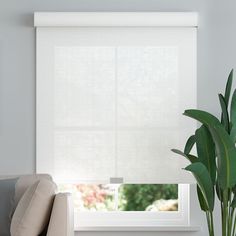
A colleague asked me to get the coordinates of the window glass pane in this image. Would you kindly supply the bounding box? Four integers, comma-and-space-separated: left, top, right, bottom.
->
58, 184, 178, 212
119, 184, 178, 211
58, 184, 116, 212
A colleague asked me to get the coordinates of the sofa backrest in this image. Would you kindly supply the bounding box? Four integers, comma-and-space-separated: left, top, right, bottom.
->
0, 174, 55, 236
0, 174, 53, 206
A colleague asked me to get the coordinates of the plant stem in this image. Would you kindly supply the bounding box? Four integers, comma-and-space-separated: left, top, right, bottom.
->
222, 202, 225, 235
229, 207, 235, 236
207, 212, 211, 236
228, 190, 235, 236
222, 190, 229, 236
232, 209, 236, 236
210, 211, 215, 236
206, 211, 214, 236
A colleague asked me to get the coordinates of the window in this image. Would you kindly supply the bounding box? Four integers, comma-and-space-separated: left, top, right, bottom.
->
58, 183, 189, 229
35, 12, 197, 229
59, 184, 178, 212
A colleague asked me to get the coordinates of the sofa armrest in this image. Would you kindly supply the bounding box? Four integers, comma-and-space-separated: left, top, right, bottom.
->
46, 193, 74, 236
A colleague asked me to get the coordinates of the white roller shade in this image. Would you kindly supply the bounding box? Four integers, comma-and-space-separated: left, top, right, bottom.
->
36, 12, 197, 184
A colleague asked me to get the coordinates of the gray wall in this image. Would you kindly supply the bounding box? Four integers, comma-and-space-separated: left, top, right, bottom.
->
0, 0, 235, 235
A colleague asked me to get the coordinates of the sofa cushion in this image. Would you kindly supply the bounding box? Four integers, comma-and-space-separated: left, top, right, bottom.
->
14, 174, 52, 207
10, 179, 56, 236
0, 178, 18, 236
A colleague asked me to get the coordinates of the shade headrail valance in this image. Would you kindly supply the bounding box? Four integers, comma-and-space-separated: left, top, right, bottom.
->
34, 12, 198, 28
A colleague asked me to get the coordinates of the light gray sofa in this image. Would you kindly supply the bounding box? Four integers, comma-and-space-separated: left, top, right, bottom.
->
1, 174, 74, 236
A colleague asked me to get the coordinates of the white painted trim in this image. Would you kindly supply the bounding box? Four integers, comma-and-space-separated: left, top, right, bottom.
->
74, 185, 190, 228
34, 12, 198, 27
75, 226, 201, 232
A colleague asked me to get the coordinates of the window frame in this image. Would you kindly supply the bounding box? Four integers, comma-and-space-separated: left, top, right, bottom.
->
73, 184, 190, 230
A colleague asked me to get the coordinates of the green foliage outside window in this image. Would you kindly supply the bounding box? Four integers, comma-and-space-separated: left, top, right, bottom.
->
119, 184, 178, 211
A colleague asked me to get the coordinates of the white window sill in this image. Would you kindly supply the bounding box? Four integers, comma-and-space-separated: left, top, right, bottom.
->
75, 226, 201, 232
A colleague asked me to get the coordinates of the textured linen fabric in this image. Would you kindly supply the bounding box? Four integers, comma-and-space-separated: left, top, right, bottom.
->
0, 178, 18, 236
46, 193, 74, 236
14, 174, 52, 207
10, 179, 56, 236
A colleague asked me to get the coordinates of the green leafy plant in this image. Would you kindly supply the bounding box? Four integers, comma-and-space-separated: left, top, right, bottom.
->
172, 69, 236, 236
119, 184, 178, 211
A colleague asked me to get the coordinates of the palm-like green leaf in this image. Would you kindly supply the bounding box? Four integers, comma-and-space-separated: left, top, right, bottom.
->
184, 135, 196, 154
224, 69, 234, 107
216, 183, 222, 201
231, 186, 236, 207
171, 149, 198, 163
197, 185, 208, 211
230, 125, 236, 143
230, 90, 236, 123
219, 94, 230, 133
185, 162, 214, 211
183, 109, 222, 127
231, 195, 236, 208
195, 125, 216, 184
210, 125, 236, 189
173, 69, 236, 235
